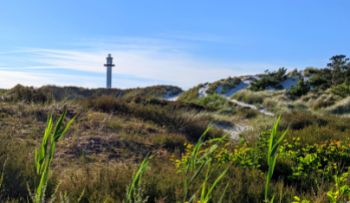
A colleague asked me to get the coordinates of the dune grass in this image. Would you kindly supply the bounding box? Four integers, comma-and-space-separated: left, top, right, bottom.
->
1, 92, 350, 202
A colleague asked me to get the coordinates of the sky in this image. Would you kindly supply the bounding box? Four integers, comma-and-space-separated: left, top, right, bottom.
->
0, 1, 349, 89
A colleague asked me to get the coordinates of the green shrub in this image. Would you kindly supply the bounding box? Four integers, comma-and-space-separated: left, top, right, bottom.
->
4, 85, 51, 104
303, 67, 319, 77
206, 77, 242, 94
232, 90, 264, 105
331, 82, 350, 98
288, 78, 310, 98
307, 68, 332, 90
177, 86, 201, 102
250, 68, 287, 91
195, 94, 228, 111
280, 138, 350, 192
327, 169, 350, 203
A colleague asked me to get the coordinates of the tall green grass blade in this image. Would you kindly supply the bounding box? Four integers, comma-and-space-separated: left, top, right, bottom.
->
183, 127, 213, 202
218, 183, 230, 203
264, 115, 288, 203
0, 157, 7, 192
126, 155, 152, 203
52, 110, 69, 141
195, 162, 228, 203
77, 188, 86, 203
35, 115, 53, 174
205, 167, 228, 200
58, 115, 76, 140
33, 110, 75, 203
200, 161, 211, 201
182, 126, 229, 203
35, 160, 49, 203
189, 160, 208, 184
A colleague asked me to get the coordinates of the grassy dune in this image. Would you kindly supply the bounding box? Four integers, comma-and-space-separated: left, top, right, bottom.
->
1, 75, 350, 203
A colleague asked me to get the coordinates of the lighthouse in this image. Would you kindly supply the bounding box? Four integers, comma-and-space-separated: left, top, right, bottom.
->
104, 54, 115, 89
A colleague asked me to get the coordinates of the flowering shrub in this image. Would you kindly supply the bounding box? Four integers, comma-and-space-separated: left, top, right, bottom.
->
327, 169, 350, 203
280, 138, 350, 184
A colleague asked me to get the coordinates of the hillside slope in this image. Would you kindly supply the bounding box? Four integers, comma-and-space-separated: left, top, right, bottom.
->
1, 55, 350, 202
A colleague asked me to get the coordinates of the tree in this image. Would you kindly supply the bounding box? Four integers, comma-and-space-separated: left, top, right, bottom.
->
327, 55, 350, 85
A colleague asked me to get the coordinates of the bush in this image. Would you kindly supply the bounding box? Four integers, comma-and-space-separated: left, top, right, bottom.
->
206, 77, 242, 94
303, 67, 319, 77
177, 86, 201, 102
195, 94, 228, 111
288, 78, 310, 98
3, 85, 51, 104
307, 68, 333, 91
232, 90, 264, 105
331, 82, 350, 98
250, 68, 287, 91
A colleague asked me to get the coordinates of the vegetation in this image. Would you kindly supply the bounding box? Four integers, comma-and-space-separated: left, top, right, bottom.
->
2, 101, 350, 202
331, 83, 350, 98
232, 90, 265, 105
206, 77, 242, 95
195, 93, 229, 111
250, 68, 287, 91
264, 116, 287, 202
288, 78, 310, 98
1, 55, 350, 202
307, 68, 332, 90
307, 55, 350, 91
328, 55, 350, 86
126, 155, 152, 203
32, 110, 75, 203
177, 86, 201, 102
0, 84, 181, 104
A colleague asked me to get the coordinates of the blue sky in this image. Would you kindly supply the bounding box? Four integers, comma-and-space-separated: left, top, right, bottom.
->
0, 1, 349, 89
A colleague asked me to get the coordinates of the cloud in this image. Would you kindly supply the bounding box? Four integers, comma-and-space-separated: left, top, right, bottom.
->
0, 37, 285, 89
0, 70, 98, 88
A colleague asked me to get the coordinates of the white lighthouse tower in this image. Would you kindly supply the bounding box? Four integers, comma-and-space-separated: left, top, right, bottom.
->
104, 54, 115, 89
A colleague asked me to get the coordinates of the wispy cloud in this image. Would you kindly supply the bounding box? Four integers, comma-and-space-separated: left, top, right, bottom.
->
0, 37, 286, 89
